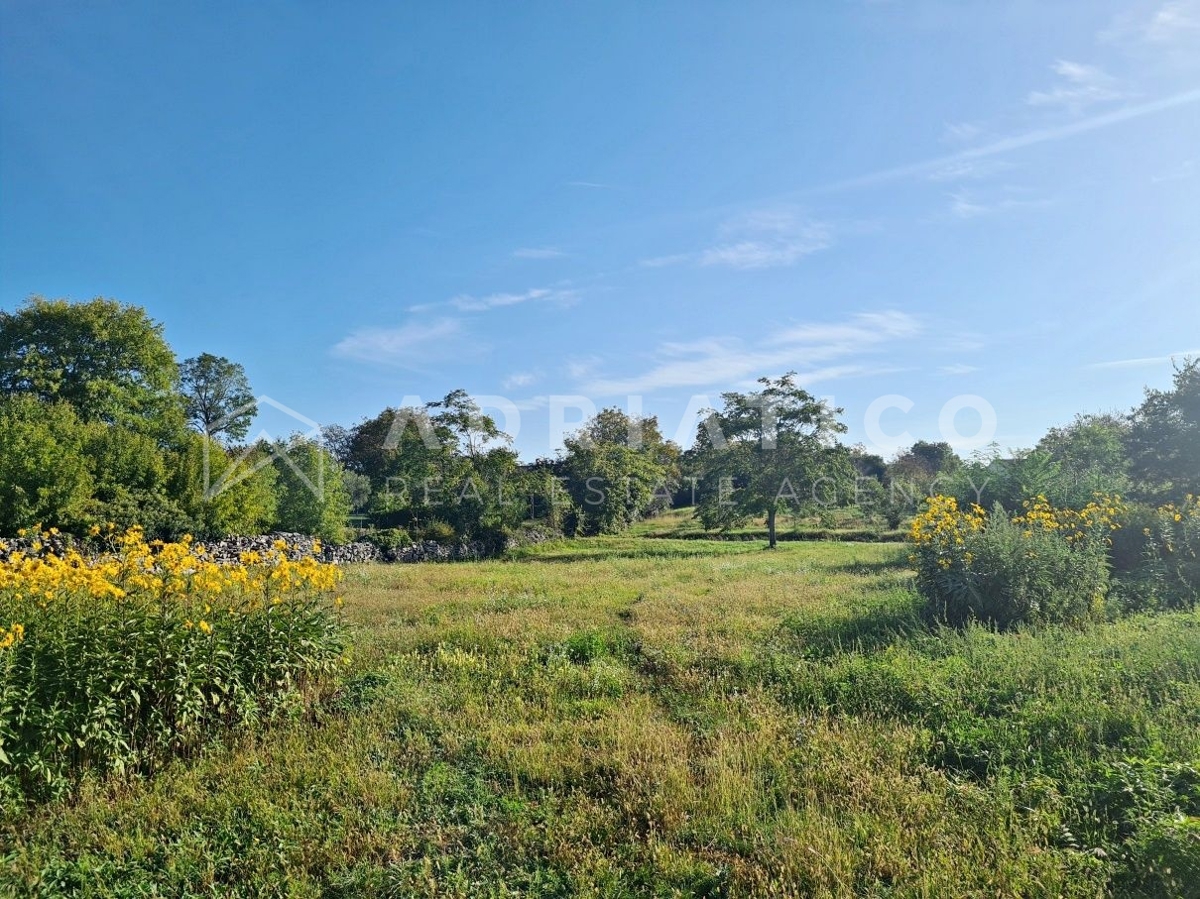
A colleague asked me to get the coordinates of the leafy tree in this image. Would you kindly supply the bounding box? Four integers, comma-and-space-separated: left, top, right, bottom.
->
1036, 412, 1131, 505
168, 435, 279, 537
0, 297, 182, 438
690, 373, 851, 548
80, 420, 193, 537
1128, 359, 1200, 501
562, 408, 680, 535
0, 396, 94, 533
427, 389, 507, 458
888, 441, 960, 484
272, 437, 352, 541
180, 353, 257, 442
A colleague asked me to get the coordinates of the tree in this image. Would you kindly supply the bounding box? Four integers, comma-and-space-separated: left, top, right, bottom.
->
0, 396, 94, 534
272, 436, 352, 542
180, 353, 257, 442
1128, 359, 1200, 501
426, 389, 506, 458
1036, 412, 1130, 505
0, 297, 182, 438
888, 440, 960, 485
690, 373, 851, 548
561, 408, 680, 535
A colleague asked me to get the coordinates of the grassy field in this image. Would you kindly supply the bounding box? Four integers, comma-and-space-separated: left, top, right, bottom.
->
4, 538, 1199, 897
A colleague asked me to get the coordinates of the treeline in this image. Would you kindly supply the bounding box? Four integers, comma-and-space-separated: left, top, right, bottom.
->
2, 296, 1197, 547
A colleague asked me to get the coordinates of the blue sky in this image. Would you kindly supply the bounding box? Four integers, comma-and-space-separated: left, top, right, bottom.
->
2, 0, 1198, 459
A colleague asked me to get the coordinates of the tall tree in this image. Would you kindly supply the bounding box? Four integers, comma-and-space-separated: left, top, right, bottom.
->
180, 353, 257, 442
561, 408, 680, 535
0, 296, 182, 437
691, 373, 851, 548
1128, 358, 1200, 501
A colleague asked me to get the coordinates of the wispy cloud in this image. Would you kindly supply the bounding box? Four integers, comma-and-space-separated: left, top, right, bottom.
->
332, 319, 465, 366
927, 158, 1013, 182
638, 210, 832, 270
1143, 1, 1200, 44
943, 121, 984, 144
940, 363, 979, 375
503, 371, 539, 389
1088, 349, 1200, 369
947, 188, 1049, 219
1026, 60, 1128, 113
639, 253, 692, 268
580, 311, 920, 395
700, 209, 832, 269
512, 247, 565, 259
410, 286, 578, 314
810, 88, 1200, 195
564, 180, 614, 189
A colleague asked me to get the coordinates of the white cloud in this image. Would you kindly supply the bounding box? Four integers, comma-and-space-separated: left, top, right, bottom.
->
813, 88, 1200, 194
332, 319, 464, 366
927, 158, 1013, 182
512, 395, 549, 411
639, 253, 692, 268
512, 247, 565, 259
451, 287, 577, 312
566, 357, 602, 380
1026, 60, 1127, 113
1088, 349, 1200, 369
1144, 1, 1200, 43
579, 311, 921, 395
410, 286, 578, 314
503, 371, 538, 389
947, 188, 1049, 219
943, 121, 984, 144
940, 364, 979, 375
699, 210, 832, 269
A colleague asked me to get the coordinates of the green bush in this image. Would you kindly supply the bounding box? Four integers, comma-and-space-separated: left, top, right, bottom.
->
909, 496, 1110, 628
420, 521, 458, 544
362, 528, 412, 554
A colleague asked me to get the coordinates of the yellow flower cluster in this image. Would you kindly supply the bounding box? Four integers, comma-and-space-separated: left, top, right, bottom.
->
0, 527, 342, 622
908, 495, 986, 547
0, 621, 24, 650
1012, 494, 1125, 543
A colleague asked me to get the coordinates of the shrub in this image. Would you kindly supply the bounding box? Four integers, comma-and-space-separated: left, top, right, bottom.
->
909, 495, 1116, 628
420, 521, 458, 544
1139, 495, 1200, 610
0, 527, 344, 804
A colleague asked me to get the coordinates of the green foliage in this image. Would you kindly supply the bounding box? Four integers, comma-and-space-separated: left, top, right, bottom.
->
1128, 358, 1200, 501
0, 534, 343, 806
420, 521, 458, 544
0, 397, 93, 534
909, 498, 1110, 628
0, 297, 183, 440
690, 372, 852, 547
561, 407, 680, 536
179, 353, 256, 442
1037, 412, 1132, 506
361, 527, 412, 554
272, 438, 352, 542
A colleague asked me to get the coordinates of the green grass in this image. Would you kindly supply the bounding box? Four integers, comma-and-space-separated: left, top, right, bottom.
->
3, 539, 1199, 897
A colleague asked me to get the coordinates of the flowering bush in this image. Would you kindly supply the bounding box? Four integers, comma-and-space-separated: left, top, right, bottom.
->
909, 495, 1120, 628
1135, 495, 1200, 610
0, 527, 344, 805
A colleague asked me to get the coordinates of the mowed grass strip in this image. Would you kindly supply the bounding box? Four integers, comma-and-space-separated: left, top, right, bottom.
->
3, 539, 1198, 897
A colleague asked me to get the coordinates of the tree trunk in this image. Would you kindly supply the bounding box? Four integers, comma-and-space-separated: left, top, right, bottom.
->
767, 507, 777, 549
